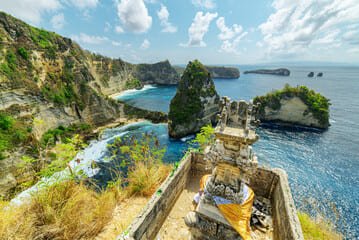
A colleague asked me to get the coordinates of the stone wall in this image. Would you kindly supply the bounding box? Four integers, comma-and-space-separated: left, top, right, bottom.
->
119, 152, 304, 240
119, 152, 193, 240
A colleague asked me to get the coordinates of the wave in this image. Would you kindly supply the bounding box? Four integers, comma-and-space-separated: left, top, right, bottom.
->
116, 84, 157, 99
10, 121, 151, 206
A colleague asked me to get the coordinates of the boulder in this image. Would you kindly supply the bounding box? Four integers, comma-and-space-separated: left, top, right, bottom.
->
168, 60, 220, 138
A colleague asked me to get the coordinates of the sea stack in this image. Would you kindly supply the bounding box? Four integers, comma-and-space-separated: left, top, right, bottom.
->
168, 60, 220, 138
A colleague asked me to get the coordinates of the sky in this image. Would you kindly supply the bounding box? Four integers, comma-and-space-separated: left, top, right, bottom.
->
1, 0, 359, 65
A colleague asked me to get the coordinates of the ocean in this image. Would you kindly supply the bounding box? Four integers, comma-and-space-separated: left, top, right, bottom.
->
117, 65, 359, 239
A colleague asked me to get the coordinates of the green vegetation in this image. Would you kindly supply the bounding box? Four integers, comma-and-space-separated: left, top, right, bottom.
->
29, 27, 56, 49
192, 124, 215, 152
0, 132, 171, 239
169, 60, 218, 126
298, 212, 342, 240
125, 78, 142, 90
17, 47, 29, 60
0, 113, 31, 160
253, 84, 330, 126
41, 123, 92, 147
107, 133, 170, 196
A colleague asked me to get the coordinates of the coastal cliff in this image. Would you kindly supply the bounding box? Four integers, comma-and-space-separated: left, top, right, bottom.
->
244, 68, 290, 76
168, 60, 220, 138
253, 85, 330, 129
175, 65, 240, 79
0, 11, 176, 197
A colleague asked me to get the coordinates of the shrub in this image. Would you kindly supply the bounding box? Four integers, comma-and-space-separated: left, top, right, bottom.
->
17, 47, 29, 60
0, 113, 14, 130
192, 124, 215, 152
125, 78, 142, 90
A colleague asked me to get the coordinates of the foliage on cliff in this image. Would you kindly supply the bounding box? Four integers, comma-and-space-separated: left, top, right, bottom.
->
192, 124, 215, 152
169, 60, 219, 128
253, 84, 330, 127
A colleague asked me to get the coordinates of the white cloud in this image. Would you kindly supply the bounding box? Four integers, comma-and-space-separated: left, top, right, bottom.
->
182, 11, 218, 47
192, 0, 216, 9
71, 33, 109, 45
216, 17, 247, 53
116, 0, 152, 33
115, 25, 124, 33
51, 13, 65, 29
141, 39, 150, 49
259, 0, 359, 58
66, 0, 98, 9
0, 0, 61, 25
157, 4, 177, 33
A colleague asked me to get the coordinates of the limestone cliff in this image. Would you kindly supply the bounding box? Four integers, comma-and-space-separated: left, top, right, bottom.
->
206, 66, 240, 79
0, 11, 177, 197
134, 60, 180, 85
168, 60, 220, 138
175, 65, 240, 79
253, 85, 330, 129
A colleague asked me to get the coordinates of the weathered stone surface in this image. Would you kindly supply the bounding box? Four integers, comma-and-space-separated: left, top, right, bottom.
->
168, 60, 220, 138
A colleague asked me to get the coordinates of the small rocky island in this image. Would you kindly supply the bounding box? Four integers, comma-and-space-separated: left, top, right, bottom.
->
253, 85, 330, 129
244, 68, 290, 76
168, 60, 220, 138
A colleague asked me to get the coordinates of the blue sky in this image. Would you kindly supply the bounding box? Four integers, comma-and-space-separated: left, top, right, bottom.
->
1, 0, 359, 65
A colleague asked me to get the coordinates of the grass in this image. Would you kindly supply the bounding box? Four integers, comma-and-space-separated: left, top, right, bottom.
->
298, 212, 342, 240
0, 161, 170, 240
0, 132, 172, 239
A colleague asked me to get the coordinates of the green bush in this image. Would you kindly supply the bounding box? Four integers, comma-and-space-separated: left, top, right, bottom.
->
125, 78, 142, 90
0, 114, 14, 130
17, 47, 29, 60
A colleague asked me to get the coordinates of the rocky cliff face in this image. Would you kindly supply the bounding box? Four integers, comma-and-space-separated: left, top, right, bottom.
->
254, 85, 330, 129
168, 60, 220, 138
0, 11, 177, 197
134, 60, 180, 85
206, 66, 240, 79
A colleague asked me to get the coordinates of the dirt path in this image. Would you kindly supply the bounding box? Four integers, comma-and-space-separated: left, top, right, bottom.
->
95, 196, 148, 240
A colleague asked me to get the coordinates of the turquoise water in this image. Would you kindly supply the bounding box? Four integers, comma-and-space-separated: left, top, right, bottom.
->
117, 65, 359, 239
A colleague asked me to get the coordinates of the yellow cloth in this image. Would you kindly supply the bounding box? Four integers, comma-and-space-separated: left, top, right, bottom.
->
200, 175, 254, 240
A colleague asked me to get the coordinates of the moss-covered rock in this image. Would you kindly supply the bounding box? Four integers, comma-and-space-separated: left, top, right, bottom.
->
168, 60, 220, 138
253, 84, 330, 129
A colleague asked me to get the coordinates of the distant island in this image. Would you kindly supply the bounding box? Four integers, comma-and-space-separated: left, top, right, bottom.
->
244, 68, 290, 76
175, 65, 240, 79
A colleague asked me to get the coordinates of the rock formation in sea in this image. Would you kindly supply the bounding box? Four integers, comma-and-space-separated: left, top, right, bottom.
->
317, 72, 323, 77
243, 68, 290, 76
307, 72, 314, 77
253, 85, 330, 129
174, 65, 240, 79
168, 60, 220, 138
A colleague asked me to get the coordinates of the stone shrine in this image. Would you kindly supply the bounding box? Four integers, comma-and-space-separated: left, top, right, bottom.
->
185, 97, 261, 240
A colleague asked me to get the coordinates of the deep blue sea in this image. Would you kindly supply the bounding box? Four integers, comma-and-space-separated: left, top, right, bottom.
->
116, 65, 359, 239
